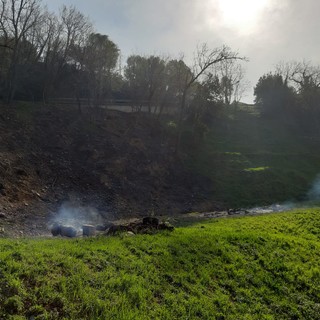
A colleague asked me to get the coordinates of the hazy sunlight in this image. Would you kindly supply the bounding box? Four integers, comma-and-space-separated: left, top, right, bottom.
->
216, 0, 269, 33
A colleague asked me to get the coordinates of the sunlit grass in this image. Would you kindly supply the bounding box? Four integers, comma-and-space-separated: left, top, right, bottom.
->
0, 209, 320, 319
244, 166, 270, 172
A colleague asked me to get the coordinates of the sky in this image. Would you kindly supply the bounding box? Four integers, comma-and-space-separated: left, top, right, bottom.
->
43, 0, 320, 103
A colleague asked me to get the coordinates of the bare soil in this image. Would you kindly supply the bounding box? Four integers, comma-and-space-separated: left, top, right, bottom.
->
0, 104, 217, 237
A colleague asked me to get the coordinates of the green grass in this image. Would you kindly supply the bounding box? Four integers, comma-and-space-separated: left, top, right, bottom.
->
244, 166, 270, 172
1, 209, 320, 319
185, 108, 320, 207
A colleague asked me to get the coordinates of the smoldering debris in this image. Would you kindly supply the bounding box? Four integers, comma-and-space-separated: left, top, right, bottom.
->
48, 202, 175, 238
48, 202, 104, 237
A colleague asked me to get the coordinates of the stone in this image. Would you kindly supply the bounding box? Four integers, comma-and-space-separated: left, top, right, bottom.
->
0, 183, 5, 196
51, 223, 61, 236
82, 225, 96, 237
15, 169, 27, 176
60, 225, 77, 238
0, 212, 7, 219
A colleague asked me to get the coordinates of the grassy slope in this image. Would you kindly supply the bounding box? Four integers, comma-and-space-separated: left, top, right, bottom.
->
185, 108, 320, 207
1, 209, 320, 319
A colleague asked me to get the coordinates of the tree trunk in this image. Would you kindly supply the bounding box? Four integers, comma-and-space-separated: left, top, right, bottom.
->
175, 90, 187, 153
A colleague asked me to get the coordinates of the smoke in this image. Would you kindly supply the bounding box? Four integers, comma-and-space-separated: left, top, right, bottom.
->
307, 174, 320, 201
247, 202, 295, 214
48, 201, 104, 232
247, 174, 320, 214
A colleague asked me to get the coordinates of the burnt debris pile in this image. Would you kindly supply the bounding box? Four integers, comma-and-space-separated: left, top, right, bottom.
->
50, 217, 174, 238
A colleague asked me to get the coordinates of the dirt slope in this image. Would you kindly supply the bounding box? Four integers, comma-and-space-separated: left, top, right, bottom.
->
0, 104, 215, 236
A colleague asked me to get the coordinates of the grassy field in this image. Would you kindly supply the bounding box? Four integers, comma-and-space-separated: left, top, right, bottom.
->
185, 107, 320, 208
0, 209, 320, 319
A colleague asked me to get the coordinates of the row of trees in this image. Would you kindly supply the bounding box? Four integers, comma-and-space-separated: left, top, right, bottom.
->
0, 0, 248, 114
4, 1, 320, 133
0, 0, 120, 106
254, 61, 320, 129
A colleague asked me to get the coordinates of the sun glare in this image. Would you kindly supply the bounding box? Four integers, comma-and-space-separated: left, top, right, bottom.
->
216, 0, 269, 33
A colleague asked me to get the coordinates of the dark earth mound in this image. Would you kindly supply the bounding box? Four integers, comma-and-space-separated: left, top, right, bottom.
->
0, 103, 216, 237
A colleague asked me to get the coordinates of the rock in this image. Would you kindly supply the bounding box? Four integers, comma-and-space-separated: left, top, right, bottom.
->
0, 212, 7, 219
0, 183, 5, 195
60, 225, 77, 238
142, 217, 159, 226
82, 225, 96, 237
126, 231, 135, 237
51, 223, 61, 236
15, 169, 27, 176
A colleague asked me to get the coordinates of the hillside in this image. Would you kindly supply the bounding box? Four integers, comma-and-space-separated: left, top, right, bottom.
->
1, 103, 320, 236
0, 209, 319, 319
185, 106, 320, 207
0, 103, 214, 237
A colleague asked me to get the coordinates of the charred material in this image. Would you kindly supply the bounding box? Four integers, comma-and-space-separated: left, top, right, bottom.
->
142, 217, 159, 226
50, 217, 174, 238
51, 223, 61, 236
60, 226, 77, 238
106, 218, 174, 236
50, 224, 77, 238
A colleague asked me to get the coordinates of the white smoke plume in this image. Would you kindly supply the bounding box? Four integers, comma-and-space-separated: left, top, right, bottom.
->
49, 201, 104, 232
307, 174, 320, 201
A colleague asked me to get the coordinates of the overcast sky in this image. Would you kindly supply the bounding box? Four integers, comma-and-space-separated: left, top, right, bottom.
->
43, 0, 320, 103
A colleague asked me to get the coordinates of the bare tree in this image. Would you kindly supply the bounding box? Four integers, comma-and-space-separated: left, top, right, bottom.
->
175, 44, 246, 151
40, 5, 93, 103
275, 61, 320, 91
0, 0, 42, 102
215, 59, 249, 104
59, 5, 93, 63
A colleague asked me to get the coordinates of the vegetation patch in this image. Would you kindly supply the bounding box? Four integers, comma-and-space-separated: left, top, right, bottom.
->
244, 166, 270, 172
185, 108, 320, 207
0, 209, 319, 319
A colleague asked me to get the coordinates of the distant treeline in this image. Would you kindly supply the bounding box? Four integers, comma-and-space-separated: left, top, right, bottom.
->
254, 62, 320, 131
1, 0, 319, 136
0, 1, 247, 110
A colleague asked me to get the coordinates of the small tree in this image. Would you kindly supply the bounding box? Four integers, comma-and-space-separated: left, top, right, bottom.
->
175, 44, 245, 151
254, 73, 296, 117
83, 33, 119, 108
124, 54, 166, 113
